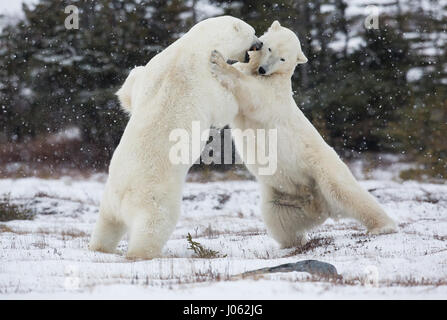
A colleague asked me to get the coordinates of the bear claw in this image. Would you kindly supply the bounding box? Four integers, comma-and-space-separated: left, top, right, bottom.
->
210, 50, 226, 68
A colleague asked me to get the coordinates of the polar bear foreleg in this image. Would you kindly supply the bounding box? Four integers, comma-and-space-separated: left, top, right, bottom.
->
210, 50, 246, 90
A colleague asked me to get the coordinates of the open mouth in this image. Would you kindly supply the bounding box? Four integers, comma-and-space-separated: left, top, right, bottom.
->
244, 51, 251, 63
244, 41, 263, 63
228, 48, 258, 65
227, 42, 263, 65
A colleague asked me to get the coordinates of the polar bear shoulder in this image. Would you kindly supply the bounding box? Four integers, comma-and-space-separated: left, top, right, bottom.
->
116, 66, 145, 114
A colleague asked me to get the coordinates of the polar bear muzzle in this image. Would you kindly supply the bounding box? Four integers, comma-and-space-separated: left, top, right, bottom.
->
250, 40, 263, 51
244, 40, 264, 62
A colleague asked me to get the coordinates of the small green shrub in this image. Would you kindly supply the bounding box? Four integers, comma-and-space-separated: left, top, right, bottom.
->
186, 233, 227, 258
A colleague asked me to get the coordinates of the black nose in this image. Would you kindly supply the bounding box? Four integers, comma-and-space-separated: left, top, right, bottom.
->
258, 67, 266, 75
254, 41, 263, 51
250, 41, 263, 51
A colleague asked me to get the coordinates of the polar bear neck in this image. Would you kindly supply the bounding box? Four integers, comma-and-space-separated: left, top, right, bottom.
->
179, 17, 255, 63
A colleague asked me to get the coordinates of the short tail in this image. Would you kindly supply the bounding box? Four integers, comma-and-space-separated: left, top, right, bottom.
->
116, 66, 145, 114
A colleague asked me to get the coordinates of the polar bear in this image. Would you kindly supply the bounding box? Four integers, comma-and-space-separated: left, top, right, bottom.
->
210, 21, 396, 248
89, 16, 262, 259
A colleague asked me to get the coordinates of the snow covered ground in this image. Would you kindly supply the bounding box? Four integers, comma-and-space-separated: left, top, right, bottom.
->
0, 169, 446, 299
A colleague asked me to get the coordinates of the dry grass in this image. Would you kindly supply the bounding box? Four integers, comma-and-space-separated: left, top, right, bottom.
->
337, 276, 447, 288
0, 195, 35, 222
284, 237, 335, 257
0, 224, 15, 233
433, 234, 447, 241
34, 191, 98, 206
0, 224, 88, 240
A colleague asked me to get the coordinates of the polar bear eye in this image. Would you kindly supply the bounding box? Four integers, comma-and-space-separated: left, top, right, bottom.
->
280, 58, 285, 62
268, 48, 272, 52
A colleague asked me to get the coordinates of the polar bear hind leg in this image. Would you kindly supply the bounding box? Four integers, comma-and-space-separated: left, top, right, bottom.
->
89, 210, 126, 254
261, 203, 309, 249
322, 177, 396, 234
122, 185, 183, 260
314, 151, 397, 234
260, 185, 327, 248
125, 206, 180, 259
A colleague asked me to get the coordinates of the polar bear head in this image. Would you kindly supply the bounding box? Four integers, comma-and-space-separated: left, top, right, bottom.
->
254, 21, 308, 76
189, 16, 262, 63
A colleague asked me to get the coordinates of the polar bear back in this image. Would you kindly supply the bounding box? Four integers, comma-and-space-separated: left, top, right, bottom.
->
125, 16, 256, 127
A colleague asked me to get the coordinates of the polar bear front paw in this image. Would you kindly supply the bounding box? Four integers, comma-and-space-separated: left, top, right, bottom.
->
368, 222, 397, 235
210, 50, 235, 89
210, 50, 227, 69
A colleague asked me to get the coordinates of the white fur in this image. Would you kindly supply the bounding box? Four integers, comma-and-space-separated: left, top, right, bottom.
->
210, 21, 397, 248
116, 66, 145, 114
89, 16, 259, 259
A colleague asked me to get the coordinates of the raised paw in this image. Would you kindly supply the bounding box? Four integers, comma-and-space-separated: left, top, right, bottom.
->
210, 50, 227, 68
210, 50, 234, 89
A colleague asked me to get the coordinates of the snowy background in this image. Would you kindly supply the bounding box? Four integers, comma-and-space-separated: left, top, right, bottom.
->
0, 0, 446, 299
1, 160, 446, 299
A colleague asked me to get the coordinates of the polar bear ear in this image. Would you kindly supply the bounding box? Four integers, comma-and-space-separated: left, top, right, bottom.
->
297, 51, 308, 64
269, 20, 281, 31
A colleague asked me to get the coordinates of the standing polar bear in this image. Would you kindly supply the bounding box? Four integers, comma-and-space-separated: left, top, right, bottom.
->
89, 16, 262, 259
210, 21, 396, 248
